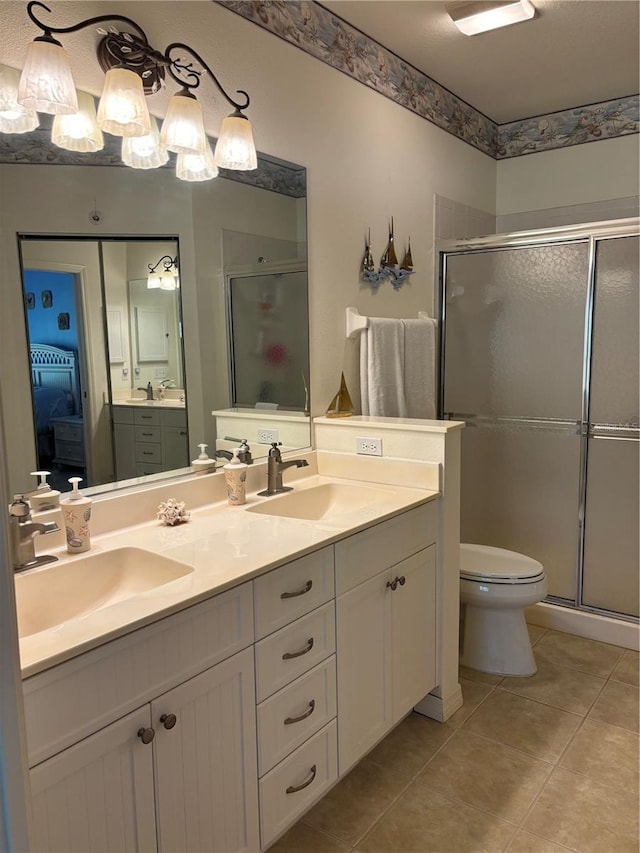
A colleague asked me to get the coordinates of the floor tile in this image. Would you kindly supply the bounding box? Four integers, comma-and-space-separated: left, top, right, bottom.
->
534, 630, 624, 678
417, 729, 552, 823
527, 625, 547, 647
464, 688, 582, 762
459, 664, 504, 686
560, 718, 639, 793
445, 676, 493, 729
365, 711, 453, 781
588, 679, 640, 733
507, 830, 573, 852
302, 757, 407, 846
523, 766, 639, 853
611, 649, 639, 687
500, 657, 605, 715
266, 821, 352, 852
358, 781, 516, 853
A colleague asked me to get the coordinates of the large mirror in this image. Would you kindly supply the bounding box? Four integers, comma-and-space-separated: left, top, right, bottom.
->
0, 126, 309, 497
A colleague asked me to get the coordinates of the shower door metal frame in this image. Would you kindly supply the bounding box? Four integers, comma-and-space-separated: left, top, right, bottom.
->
436, 218, 640, 623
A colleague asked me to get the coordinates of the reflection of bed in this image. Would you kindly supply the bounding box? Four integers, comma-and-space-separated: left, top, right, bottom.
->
30, 344, 80, 460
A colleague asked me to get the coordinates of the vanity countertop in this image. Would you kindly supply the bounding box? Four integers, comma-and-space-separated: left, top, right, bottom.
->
18, 467, 439, 678
111, 399, 186, 409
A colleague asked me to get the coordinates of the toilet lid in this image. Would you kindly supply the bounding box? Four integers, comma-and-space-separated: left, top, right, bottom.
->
460, 544, 545, 583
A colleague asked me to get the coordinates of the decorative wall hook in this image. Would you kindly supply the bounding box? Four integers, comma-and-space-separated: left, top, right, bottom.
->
361, 218, 415, 289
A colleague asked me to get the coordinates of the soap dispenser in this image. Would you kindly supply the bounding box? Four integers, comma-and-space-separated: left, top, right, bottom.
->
192, 443, 216, 474
60, 477, 92, 553
223, 449, 248, 505
29, 470, 60, 512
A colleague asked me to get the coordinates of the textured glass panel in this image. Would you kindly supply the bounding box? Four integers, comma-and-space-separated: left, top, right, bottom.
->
443, 243, 589, 418
582, 438, 639, 617
460, 422, 580, 601
589, 236, 639, 427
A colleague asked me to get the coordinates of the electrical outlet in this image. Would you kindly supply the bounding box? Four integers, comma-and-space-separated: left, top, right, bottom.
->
356, 436, 382, 456
258, 428, 279, 444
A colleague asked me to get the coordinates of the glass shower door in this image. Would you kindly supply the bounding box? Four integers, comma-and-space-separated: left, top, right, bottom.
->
581, 236, 639, 617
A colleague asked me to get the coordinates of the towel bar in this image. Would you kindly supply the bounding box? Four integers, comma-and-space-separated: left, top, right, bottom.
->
346, 307, 432, 339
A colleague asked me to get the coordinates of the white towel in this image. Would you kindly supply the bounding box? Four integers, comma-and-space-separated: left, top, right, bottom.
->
360, 317, 436, 418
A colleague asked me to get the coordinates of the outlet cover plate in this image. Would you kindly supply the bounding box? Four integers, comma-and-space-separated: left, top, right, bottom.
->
258, 428, 279, 444
356, 436, 382, 456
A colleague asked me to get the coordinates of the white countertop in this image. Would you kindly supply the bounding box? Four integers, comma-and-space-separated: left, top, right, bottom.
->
18, 471, 438, 678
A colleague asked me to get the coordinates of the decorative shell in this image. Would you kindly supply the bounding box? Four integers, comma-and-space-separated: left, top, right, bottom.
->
157, 498, 191, 526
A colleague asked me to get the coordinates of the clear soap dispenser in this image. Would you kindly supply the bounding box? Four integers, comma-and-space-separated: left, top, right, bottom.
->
60, 477, 92, 553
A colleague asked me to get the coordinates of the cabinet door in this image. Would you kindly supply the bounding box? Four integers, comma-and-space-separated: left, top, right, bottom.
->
336, 569, 392, 775
113, 422, 137, 480
30, 706, 156, 853
390, 546, 437, 723
161, 425, 189, 470
152, 647, 259, 853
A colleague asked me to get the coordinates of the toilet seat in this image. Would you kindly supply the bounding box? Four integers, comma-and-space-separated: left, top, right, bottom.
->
460, 544, 545, 585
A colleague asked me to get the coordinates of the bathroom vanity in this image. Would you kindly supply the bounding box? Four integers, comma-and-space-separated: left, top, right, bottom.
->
17, 422, 462, 852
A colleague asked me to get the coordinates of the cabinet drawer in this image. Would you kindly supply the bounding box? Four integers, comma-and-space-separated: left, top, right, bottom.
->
135, 442, 162, 464
259, 720, 337, 849
134, 425, 161, 443
254, 547, 334, 640
53, 420, 82, 442
54, 440, 84, 464
255, 603, 335, 702
136, 462, 162, 476
335, 502, 438, 595
23, 582, 254, 766
134, 408, 161, 426
160, 408, 187, 428
257, 656, 336, 777
111, 406, 134, 425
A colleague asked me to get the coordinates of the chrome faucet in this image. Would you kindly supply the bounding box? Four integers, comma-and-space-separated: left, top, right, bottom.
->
9, 495, 59, 572
137, 381, 154, 401
258, 443, 309, 496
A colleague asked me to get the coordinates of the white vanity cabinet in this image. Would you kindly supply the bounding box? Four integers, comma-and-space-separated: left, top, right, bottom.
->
335, 503, 438, 774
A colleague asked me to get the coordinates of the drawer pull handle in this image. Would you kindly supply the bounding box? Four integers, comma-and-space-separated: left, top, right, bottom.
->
143, 451, 154, 455
284, 700, 316, 726
142, 432, 153, 436
137, 727, 155, 745
141, 415, 152, 419
398, 575, 406, 586
386, 578, 398, 591
160, 713, 177, 730
281, 580, 313, 600
282, 637, 314, 660
286, 764, 317, 794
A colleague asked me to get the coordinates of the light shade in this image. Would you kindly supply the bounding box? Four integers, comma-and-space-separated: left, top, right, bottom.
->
160, 91, 207, 155
448, 0, 535, 35
213, 111, 257, 171
52, 90, 104, 152
0, 65, 38, 133
96, 68, 151, 137
147, 271, 162, 289
18, 39, 78, 115
176, 141, 219, 182
122, 116, 169, 169
160, 268, 179, 290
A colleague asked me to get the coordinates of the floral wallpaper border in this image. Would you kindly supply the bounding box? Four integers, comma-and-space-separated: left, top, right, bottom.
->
219, 0, 639, 160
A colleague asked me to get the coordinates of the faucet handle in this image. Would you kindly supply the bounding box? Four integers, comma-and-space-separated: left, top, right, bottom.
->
268, 441, 283, 460
9, 495, 31, 518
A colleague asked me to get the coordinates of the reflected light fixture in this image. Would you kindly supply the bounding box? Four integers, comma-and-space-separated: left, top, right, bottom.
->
10, 1, 258, 180
147, 255, 179, 290
447, 0, 535, 35
52, 89, 103, 152
0, 64, 39, 133
176, 141, 219, 182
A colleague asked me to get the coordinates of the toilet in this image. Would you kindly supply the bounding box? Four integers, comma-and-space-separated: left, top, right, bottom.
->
459, 544, 547, 677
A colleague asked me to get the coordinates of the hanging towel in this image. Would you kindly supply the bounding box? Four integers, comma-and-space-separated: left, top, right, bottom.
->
360, 316, 437, 418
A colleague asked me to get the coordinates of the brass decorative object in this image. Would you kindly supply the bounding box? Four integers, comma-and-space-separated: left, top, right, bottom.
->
380, 217, 398, 268
361, 218, 415, 289
325, 372, 354, 418
362, 228, 375, 272
400, 237, 413, 271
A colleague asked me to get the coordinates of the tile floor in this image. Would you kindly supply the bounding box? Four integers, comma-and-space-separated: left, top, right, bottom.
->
268, 627, 639, 853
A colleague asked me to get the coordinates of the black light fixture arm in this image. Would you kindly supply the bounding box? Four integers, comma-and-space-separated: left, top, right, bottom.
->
164, 42, 250, 112
26, 1, 150, 47
148, 255, 178, 274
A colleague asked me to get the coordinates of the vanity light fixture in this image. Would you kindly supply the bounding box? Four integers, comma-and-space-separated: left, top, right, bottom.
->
176, 141, 219, 182
12, 1, 257, 179
147, 255, 179, 290
51, 89, 103, 152
121, 116, 169, 169
447, 0, 536, 35
0, 65, 39, 133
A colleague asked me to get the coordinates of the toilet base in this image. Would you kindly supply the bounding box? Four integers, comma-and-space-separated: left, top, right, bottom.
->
460, 605, 537, 677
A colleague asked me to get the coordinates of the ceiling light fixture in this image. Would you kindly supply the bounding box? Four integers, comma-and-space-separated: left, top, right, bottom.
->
447, 0, 535, 36
10, 1, 257, 180
147, 255, 179, 290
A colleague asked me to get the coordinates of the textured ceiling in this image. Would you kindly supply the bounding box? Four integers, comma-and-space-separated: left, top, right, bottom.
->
321, 0, 640, 123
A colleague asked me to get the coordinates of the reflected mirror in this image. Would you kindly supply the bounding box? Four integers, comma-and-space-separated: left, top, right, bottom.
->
1, 125, 309, 497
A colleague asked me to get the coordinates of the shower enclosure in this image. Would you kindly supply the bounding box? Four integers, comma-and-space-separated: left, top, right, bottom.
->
439, 219, 639, 622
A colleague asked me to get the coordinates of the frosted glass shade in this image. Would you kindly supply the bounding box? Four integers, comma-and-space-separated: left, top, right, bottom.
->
0, 65, 38, 133
97, 68, 150, 137
213, 112, 257, 171
52, 90, 104, 152
147, 272, 162, 289
176, 142, 219, 182
160, 269, 178, 290
160, 92, 207, 155
18, 40, 78, 115
121, 116, 169, 169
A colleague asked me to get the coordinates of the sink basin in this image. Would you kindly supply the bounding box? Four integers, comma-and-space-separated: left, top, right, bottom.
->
124, 399, 185, 408
246, 482, 394, 521
15, 547, 193, 638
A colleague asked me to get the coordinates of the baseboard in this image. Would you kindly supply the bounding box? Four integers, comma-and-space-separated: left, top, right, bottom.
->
527, 602, 639, 651
414, 683, 463, 722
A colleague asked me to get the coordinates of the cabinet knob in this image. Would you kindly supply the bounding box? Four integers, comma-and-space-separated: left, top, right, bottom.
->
286, 764, 317, 794
386, 578, 398, 591
282, 637, 314, 660
137, 726, 155, 744
280, 580, 313, 600
160, 713, 177, 730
